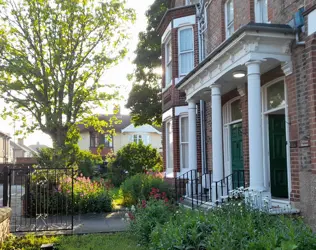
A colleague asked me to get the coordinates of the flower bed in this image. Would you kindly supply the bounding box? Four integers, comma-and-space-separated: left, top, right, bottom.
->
25, 175, 113, 215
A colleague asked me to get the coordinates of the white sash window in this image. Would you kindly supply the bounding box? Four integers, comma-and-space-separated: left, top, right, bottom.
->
178, 27, 194, 76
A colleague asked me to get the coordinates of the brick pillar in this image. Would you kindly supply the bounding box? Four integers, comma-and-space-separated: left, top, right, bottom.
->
241, 89, 249, 188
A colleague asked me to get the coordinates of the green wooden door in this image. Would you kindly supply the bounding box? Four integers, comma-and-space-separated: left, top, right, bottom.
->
269, 115, 288, 198
231, 123, 244, 188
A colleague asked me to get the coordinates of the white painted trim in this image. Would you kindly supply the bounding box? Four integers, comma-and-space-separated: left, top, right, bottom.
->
165, 119, 174, 171
175, 106, 188, 116
178, 26, 195, 77
225, 0, 234, 38
165, 35, 172, 87
173, 15, 196, 28
162, 108, 173, 122
308, 9, 316, 36
223, 96, 242, 177
179, 115, 189, 174
261, 77, 291, 200
254, 0, 268, 23
162, 22, 172, 43
177, 30, 295, 100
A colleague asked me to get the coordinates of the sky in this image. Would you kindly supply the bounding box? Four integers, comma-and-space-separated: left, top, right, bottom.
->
0, 0, 155, 147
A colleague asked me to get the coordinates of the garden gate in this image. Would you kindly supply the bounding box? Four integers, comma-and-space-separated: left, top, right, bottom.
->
2, 166, 74, 232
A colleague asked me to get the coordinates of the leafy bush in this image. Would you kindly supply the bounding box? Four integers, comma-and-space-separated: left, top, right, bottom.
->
120, 173, 172, 206
60, 175, 113, 213
25, 175, 113, 215
150, 203, 316, 250
107, 142, 163, 186
127, 188, 176, 245
0, 234, 58, 250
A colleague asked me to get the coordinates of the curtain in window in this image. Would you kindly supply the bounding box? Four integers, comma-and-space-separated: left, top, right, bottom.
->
179, 28, 194, 75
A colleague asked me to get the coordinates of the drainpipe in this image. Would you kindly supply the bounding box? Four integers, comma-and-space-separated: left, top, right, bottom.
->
197, 1, 207, 174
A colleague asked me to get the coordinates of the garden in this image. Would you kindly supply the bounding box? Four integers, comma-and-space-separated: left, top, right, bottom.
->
2, 142, 316, 249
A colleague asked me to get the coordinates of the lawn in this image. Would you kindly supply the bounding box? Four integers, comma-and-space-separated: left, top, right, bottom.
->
1, 233, 146, 250
57, 233, 145, 250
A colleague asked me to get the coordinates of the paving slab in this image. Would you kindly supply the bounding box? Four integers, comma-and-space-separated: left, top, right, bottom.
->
73, 211, 129, 234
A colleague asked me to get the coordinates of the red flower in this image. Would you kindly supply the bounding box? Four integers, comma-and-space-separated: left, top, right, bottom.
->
141, 200, 147, 208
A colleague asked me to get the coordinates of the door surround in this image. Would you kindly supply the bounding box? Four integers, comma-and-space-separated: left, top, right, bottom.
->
261, 77, 291, 201
223, 96, 242, 178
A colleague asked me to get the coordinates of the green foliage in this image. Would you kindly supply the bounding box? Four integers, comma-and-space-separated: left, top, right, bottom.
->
0, 0, 135, 150
150, 203, 316, 250
128, 189, 176, 246
26, 175, 112, 215
120, 173, 172, 206
126, 0, 171, 126
60, 175, 113, 214
0, 234, 58, 250
1, 233, 145, 250
126, 83, 162, 127
107, 142, 163, 186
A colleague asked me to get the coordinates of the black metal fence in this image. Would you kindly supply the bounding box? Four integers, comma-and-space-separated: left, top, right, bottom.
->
175, 169, 245, 209
3, 166, 74, 232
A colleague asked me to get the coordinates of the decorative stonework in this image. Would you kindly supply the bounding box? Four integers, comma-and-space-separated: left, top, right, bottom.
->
281, 61, 293, 76
177, 30, 295, 100
237, 83, 246, 97
0, 207, 11, 243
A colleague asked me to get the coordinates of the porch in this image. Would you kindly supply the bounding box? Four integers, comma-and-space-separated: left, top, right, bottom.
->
175, 23, 297, 211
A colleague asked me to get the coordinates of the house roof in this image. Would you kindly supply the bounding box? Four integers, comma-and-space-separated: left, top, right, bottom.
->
121, 124, 162, 135
28, 143, 49, 153
78, 114, 131, 133
10, 141, 37, 155
0, 131, 11, 139
78, 114, 162, 134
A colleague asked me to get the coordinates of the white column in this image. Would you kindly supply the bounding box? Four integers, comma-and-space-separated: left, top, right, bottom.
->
211, 84, 224, 183
188, 100, 197, 171
246, 61, 265, 191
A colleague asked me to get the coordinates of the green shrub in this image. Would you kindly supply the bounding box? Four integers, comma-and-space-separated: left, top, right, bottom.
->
150, 203, 316, 250
0, 234, 58, 250
25, 175, 112, 215
128, 189, 176, 245
120, 173, 172, 206
107, 142, 163, 186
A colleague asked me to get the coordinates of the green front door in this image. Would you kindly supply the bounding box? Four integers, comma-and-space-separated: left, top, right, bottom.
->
231, 122, 244, 188
269, 115, 288, 198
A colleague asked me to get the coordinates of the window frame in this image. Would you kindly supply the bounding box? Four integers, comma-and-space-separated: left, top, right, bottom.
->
255, 0, 268, 23
90, 132, 113, 148
165, 120, 173, 169
179, 115, 189, 170
178, 26, 194, 77
165, 36, 172, 87
225, 0, 234, 38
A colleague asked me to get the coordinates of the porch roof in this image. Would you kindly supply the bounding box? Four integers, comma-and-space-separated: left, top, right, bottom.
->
176, 23, 295, 99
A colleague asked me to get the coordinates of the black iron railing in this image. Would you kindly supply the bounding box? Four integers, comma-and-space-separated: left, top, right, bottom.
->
175, 169, 213, 209
214, 170, 245, 205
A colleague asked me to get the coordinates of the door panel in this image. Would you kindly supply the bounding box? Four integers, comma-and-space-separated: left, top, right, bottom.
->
269, 115, 288, 198
231, 122, 244, 188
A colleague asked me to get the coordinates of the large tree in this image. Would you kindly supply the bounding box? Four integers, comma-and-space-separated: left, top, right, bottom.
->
126, 0, 171, 127
0, 0, 135, 149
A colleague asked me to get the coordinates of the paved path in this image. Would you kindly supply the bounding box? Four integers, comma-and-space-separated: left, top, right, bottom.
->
73, 211, 129, 234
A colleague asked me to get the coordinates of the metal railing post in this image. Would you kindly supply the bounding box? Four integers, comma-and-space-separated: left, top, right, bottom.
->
3, 166, 9, 206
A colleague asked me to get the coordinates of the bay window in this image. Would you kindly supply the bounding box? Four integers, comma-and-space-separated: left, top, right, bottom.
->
225, 0, 234, 38
178, 27, 194, 76
165, 37, 172, 86
180, 116, 189, 170
255, 0, 268, 23
166, 120, 173, 169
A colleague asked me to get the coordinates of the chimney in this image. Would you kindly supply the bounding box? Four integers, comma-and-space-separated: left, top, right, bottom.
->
18, 138, 24, 145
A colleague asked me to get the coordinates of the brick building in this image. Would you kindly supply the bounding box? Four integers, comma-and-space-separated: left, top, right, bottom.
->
159, 0, 316, 228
